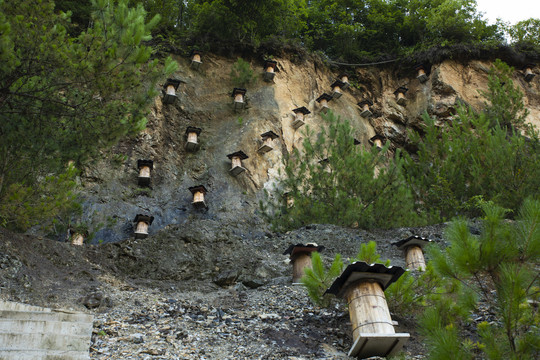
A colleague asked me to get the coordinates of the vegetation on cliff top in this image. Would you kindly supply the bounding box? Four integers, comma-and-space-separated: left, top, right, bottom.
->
0, 0, 177, 230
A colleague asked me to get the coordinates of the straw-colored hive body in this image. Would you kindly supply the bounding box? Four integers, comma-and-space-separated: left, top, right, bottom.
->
415, 65, 429, 83
316, 94, 333, 114
330, 80, 345, 99
263, 60, 277, 82
163, 79, 181, 104
394, 86, 408, 106
227, 151, 249, 176
283, 244, 325, 284
258, 131, 279, 154
133, 214, 154, 239
185, 127, 202, 152
137, 160, 153, 187
189, 185, 208, 209
191, 50, 202, 70
291, 106, 311, 129
524, 64, 536, 82
231, 88, 247, 110
326, 262, 410, 358
393, 235, 433, 271
358, 100, 373, 118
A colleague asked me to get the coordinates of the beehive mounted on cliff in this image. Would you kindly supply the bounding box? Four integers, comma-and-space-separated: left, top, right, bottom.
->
291, 106, 311, 129
190, 49, 202, 70
189, 185, 208, 209
227, 151, 249, 176
163, 79, 181, 104
263, 60, 277, 82
258, 131, 279, 154
185, 126, 202, 152
137, 160, 153, 187
133, 214, 154, 239
231, 88, 247, 110
316, 93, 333, 114
357, 99, 373, 118
394, 86, 408, 106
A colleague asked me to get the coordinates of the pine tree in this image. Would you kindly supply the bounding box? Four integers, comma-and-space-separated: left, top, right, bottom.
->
0, 0, 177, 230
421, 199, 540, 359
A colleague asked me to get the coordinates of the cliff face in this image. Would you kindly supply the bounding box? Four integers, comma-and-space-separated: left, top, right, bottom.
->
76, 55, 539, 244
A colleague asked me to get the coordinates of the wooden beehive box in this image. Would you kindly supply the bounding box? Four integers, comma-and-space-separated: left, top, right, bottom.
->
231, 88, 247, 110
133, 214, 154, 239
338, 73, 350, 89
394, 86, 408, 106
330, 79, 346, 99
369, 134, 385, 149
227, 150, 249, 176
357, 99, 373, 118
189, 185, 208, 209
283, 243, 325, 284
316, 93, 333, 114
392, 235, 433, 271
185, 126, 202, 152
415, 64, 429, 83
291, 106, 311, 129
263, 60, 277, 82
137, 159, 154, 186
258, 131, 279, 154
163, 79, 181, 104
325, 262, 409, 358
524, 63, 536, 82
190, 49, 202, 70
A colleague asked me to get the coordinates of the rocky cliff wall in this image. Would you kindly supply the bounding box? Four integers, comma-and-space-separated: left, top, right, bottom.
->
76, 54, 539, 244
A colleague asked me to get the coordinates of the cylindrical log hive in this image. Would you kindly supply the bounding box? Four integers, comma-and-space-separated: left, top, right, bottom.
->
139, 166, 151, 178
234, 93, 244, 103
374, 139, 382, 148
295, 112, 304, 121
193, 191, 205, 203
266, 66, 275, 73
135, 221, 149, 235
333, 86, 342, 94
363, 103, 370, 112
341, 75, 348, 83
405, 245, 426, 271
346, 280, 395, 340
292, 253, 312, 283
417, 68, 426, 77
71, 234, 84, 246
187, 132, 198, 144
193, 53, 201, 62
231, 156, 242, 169
525, 67, 533, 76
320, 98, 328, 107
166, 84, 176, 96
397, 92, 405, 101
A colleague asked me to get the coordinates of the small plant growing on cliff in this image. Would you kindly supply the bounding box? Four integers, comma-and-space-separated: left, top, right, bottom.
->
301, 252, 343, 307
420, 199, 540, 359
230, 58, 256, 87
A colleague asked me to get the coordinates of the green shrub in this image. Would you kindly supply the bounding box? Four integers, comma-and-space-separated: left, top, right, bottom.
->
230, 58, 255, 88
301, 252, 343, 307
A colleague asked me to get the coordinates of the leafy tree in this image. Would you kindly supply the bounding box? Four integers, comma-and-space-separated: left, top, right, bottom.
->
263, 111, 423, 231
0, 0, 177, 231
507, 18, 540, 47
421, 199, 540, 359
188, 0, 307, 49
